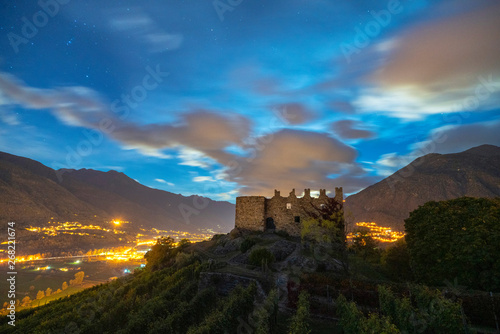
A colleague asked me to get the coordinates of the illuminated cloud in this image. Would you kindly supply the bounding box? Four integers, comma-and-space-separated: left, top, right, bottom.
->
331, 119, 375, 139
222, 129, 373, 195
154, 178, 174, 186
108, 8, 183, 52
268, 102, 316, 125
193, 176, 216, 182
356, 1, 500, 118
0, 72, 251, 166
375, 119, 500, 175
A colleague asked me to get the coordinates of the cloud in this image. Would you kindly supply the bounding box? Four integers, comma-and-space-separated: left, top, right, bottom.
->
193, 176, 216, 182
375, 119, 500, 175
328, 100, 357, 114
373, 1, 500, 90
112, 110, 252, 165
331, 119, 375, 139
412, 119, 500, 155
0, 72, 251, 168
0, 72, 111, 128
108, 8, 183, 52
221, 129, 373, 195
0, 73, 377, 197
146, 33, 184, 52
268, 102, 316, 125
0, 109, 20, 126
356, 1, 500, 118
155, 178, 174, 186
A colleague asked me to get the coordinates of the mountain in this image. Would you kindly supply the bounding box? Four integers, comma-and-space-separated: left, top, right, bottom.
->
344, 145, 500, 231
0, 151, 235, 232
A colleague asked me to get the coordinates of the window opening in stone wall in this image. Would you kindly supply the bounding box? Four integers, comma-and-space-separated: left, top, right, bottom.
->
294, 216, 300, 223
286, 203, 291, 209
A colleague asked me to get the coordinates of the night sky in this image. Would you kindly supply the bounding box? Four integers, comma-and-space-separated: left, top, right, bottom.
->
0, 0, 499, 201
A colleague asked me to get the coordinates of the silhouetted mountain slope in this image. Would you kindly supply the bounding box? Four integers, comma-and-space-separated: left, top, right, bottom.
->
0, 152, 234, 232
344, 145, 500, 231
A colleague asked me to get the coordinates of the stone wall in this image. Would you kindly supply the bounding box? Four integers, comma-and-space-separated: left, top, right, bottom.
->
235, 188, 344, 236
266, 189, 332, 235
235, 196, 266, 232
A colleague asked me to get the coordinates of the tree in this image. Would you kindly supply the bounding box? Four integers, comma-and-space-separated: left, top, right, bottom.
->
289, 291, 311, 334
405, 197, 500, 291
45, 287, 52, 297
378, 285, 463, 333
36, 290, 45, 300
351, 227, 380, 261
301, 197, 349, 272
70, 271, 85, 286
21, 296, 31, 307
178, 238, 191, 250
336, 294, 399, 333
145, 236, 177, 270
62, 281, 68, 290
382, 239, 413, 281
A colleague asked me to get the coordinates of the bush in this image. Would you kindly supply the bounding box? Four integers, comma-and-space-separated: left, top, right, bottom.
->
405, 197, 500, 291
275, 229, 290, 238
249, 248, 275, 267
240, 238, 257, 253
336, 294, 399, 334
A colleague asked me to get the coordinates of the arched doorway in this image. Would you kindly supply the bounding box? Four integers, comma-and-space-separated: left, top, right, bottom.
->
265, 217, 276, 230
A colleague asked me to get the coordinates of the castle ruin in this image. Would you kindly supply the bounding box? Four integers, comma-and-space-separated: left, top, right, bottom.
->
235, 188, 343, 236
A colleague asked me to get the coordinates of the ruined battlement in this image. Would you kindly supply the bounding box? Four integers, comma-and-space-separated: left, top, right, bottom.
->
235, 188, 343, 236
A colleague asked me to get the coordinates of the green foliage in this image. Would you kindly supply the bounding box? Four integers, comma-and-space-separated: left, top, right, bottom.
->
253, 289, 279, 334
1, 261, 203, 333
240, 237, 257, 253
378, 285, 464, 333
405, 197, 500, 291
178, 238, 191, 250
301, 213, 344, 245
144, 236, 193, 271
249, 247, 275, 267
350, 227, 380, 262
381, 239, 413, 281
378, 286, 415, 332
288, 291, 311, 334
337, 293, 400, 333
187, 283, 257, 334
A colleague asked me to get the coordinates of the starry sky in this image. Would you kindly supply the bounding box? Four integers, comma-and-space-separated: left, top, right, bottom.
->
0, 0, 499, 202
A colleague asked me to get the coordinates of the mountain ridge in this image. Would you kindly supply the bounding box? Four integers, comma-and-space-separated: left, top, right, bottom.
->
344, 144, 500, 231
0, 151, 235, 232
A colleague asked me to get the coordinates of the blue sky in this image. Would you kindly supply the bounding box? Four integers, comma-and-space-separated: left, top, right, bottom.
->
0, 0, 499, 201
